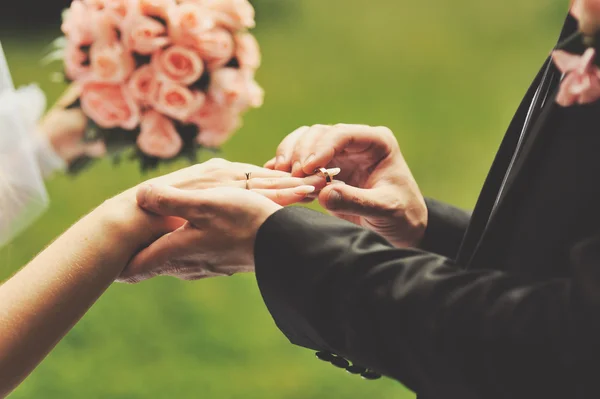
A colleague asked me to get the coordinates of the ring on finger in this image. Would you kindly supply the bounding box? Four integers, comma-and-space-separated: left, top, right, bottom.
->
245, 172, 252, 190
316, 167, 332, 183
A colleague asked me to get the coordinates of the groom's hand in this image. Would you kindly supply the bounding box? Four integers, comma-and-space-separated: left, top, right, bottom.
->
117, 185, 283, 283
265, 124, 428, 248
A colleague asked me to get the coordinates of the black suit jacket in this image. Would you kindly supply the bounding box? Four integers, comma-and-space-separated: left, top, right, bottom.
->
253, 15, 600, 399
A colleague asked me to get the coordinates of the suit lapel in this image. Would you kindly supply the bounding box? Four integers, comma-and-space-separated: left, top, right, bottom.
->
455, 59, 551, 266
456, 15, 577, 267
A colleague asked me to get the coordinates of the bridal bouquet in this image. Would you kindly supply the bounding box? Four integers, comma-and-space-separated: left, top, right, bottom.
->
54, 0, 263, 172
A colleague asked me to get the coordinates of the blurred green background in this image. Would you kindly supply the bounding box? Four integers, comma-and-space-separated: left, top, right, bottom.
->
0, 0, 568, 397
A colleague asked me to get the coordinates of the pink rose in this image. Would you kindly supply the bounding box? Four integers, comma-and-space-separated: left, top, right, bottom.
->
137, 110, 183, 158
121, 12, 170, 54
89, 42, 135, 83
83, 0, 129, 25
80, 82, 140, 129
153, 80, 206, 121
192, 28, 235, 70
552, 48, 600, 106
83, 0, 105, 8
202, 0, 255, 31
138, 0, 177, 18
208, 67, 250, 110
167, 2, 216, 46
91, 9, 120, 44
189, 100, 241, 147
62, 1, 94, 44
152, 45, 204, 85
127, 65, 158, 105
234, 32, 260, 70
64, 42, 92, 81
103, 0, 129, 24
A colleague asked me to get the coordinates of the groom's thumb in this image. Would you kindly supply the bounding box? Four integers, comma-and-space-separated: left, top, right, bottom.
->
318, 184, 386, 217
137, 184, 200, 220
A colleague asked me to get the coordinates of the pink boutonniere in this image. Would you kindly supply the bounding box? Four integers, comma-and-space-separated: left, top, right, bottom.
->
552, 0, 600, 106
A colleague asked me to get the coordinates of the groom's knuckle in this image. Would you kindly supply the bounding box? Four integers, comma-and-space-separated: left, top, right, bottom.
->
333, 123, 349, 131
375, 125, 394, 138
154, 193, 169, 211
119, 275, 142, 284
180, 274, 205, 281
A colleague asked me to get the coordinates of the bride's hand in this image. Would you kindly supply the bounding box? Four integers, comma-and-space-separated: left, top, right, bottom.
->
38, 84, 106, 164
108, 158, 335, 252
143, 158, 337, 204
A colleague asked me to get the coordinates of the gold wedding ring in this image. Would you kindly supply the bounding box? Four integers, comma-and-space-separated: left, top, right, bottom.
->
245, 172, 252, 190
316, 167, 332, 183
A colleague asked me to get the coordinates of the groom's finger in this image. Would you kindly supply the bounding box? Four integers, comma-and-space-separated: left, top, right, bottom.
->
274, 126, 308, 171
263, 157, 276, 169
301, 124, 391, 174
118, 229, 199, 284
137, 184, 205, 220
291, 124, 329, 176
248, 169, 339, 191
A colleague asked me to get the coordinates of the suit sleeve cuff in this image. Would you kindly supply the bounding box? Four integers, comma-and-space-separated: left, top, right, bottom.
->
253, 206, 342, 352
418, 198, 471, 259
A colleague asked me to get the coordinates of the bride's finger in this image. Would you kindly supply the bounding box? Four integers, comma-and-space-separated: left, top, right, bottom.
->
246, 167, 342, 190
231, 162, 290, 178
54, 83, 82, 109
251, 185, 316, 206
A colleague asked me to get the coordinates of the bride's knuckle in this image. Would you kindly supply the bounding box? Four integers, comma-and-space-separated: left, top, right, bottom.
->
273, 190, 283, 203
264, 178, 278, 187
206, 158, 227, 168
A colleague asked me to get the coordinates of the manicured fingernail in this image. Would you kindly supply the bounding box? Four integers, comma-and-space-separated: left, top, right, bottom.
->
327, 167, 341, 177
303, 154, 315, 167
294, 185, 316, 195
327, 190, 342, 209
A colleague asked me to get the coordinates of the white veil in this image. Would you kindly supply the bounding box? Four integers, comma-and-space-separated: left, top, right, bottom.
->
0, 42, 49, 247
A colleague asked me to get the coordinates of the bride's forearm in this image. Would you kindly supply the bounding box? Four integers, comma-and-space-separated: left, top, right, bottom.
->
0, 193, 169, 397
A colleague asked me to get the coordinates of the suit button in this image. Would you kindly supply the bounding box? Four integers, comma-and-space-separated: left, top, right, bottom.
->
330, 355, 350, 369
315, 351, 336, 362
361, 370, 382, 380
346, 364, 367, 375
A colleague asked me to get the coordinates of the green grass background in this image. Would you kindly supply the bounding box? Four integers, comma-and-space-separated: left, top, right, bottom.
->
0, 0, 568, 397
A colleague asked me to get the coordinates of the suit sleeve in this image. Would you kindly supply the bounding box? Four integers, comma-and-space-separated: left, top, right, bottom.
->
418, 197, 470, 259
254, 207, 600, 398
